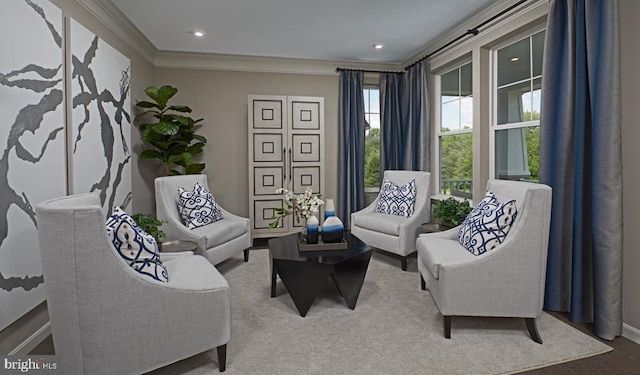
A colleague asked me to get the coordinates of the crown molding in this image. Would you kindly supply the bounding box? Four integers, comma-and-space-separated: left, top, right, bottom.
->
155, 51, 402, 76
402, 0, 547, 67
75, 0, 157, 63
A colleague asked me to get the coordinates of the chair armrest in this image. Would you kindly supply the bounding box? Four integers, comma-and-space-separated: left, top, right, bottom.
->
159, 251, 194, 262
160, 217, 207, 253
418, 226, 460, 240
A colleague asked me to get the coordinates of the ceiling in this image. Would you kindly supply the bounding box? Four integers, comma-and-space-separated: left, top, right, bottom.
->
109, 0, 501, 65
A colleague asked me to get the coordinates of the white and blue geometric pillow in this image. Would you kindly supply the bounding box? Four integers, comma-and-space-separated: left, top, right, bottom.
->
457, 194, 518, 256
105, 206, 169, 282
177, 182, 223, 229
375, 179, 417, 218
457, 192, 498, 238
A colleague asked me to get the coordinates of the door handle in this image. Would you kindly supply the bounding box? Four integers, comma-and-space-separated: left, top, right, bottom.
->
282, 147, 286, 182
288, 147, 292, 181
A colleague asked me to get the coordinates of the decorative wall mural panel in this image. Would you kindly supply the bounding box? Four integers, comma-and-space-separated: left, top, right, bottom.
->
70, 19, 131, 213
0, 0, 65, 331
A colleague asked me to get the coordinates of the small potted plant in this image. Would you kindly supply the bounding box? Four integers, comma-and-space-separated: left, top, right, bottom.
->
433, 197, 472, 229
132, 213, 167, 244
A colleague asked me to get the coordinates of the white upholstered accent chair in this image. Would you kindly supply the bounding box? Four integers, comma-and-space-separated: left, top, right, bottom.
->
155, 174, 251, 266
416, 180, 552, 343
36, 193, 230, 374
351, 170, 431, 271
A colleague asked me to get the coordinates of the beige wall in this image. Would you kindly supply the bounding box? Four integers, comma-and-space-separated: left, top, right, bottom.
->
142, 69, 341, 217
0, 0, 155, 354
620, 0, 640, 334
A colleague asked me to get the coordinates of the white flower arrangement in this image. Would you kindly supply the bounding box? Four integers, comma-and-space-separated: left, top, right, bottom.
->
268, 187, 323, 229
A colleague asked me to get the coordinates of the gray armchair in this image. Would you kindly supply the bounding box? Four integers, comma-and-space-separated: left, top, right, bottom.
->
351, 170, 431, 271
416, 179, 552, 343
36, 193, 230, 374
155, 174, 251, 266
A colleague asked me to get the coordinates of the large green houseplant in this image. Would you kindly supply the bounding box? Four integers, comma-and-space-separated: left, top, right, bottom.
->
433, 197, 472, 228
135, 85, 207, 175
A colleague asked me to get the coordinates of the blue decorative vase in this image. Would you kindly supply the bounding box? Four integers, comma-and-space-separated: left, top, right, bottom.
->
324, 198, 336, 220
305, 215, 319, 244
321, 216, 344, 243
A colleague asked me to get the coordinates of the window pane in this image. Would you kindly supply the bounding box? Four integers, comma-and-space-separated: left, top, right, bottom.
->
460, 96, 473, 130
495, 126, 539, 181
363, 89, 370, 112
441, 100, 460, 132
439, 133, 473, 197
460, 63, 472, 97
369, 89, 379, 113
497, 80, 530, 124
364, 88, 381, 189
531, 78, 541, 120
532, 31, 545, 77
498, 37, 531, 86
441, 68, 460, 103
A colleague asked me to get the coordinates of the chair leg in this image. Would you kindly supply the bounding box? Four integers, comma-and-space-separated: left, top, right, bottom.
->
420, 275, 426, 290
243, 248, 249, 262
525, 318, 543, 344
401, 257, 408, 271
443, 316, 452, 339
216, 344, 227, 372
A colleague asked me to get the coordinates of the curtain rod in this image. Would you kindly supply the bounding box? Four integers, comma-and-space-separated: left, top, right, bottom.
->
335, 67, 405, 75
404, 0, 531, 70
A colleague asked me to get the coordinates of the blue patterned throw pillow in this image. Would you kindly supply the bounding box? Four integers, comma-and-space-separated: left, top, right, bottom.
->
375, 179, 417, 217
177, 183, 223, 229
457, 192, 518, 256
105, 207, 169, 282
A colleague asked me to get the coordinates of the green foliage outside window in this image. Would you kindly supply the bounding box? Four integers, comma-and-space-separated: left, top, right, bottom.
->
364, 127, 381, 188
439, 129, 472, 194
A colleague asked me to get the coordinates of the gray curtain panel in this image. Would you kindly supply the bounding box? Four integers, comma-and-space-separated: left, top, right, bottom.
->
539, 0, 622, 340
380, 72, 405, 171
404, 61, 431, 172
338, 70, 365, 228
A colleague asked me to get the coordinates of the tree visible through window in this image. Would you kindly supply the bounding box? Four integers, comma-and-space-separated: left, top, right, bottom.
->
364, 88, 381, 189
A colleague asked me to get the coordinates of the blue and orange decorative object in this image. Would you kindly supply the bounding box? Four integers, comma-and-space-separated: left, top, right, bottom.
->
321, 216, 344, 243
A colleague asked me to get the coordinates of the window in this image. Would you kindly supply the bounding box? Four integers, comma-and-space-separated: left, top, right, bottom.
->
438, 62, 473, 198
364, 87, 381, 189
493, 30, 545, 182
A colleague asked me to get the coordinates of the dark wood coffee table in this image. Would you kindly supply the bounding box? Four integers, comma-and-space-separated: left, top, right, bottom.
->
268, 232, 372, 317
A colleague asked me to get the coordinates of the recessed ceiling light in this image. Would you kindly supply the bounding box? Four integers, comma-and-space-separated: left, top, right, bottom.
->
373, 44, 384, 49
193, 31, 205, 37
510, 57, 519, 62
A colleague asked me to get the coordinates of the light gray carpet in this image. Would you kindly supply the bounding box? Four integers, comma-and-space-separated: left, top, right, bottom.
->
149, 249, 611, 375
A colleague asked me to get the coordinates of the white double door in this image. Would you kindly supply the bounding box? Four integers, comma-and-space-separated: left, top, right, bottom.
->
248, 95, 325, 238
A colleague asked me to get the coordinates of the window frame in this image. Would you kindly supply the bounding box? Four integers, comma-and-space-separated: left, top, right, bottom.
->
363, 85, 381, 193
489, 26, 546, 181
435, 59, 474, 198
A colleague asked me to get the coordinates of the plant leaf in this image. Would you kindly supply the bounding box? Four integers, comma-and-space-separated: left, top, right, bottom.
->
140, 149, 164, 160
136, 101, 161, 109
168, 105, 192, 113
193, 134, 207, 143
151, 122, 180, 135
185, 163, 205, 174
168, 169, 183, 176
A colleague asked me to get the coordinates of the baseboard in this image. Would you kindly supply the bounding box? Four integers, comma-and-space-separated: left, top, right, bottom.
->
623, 323, 640, 345
9, 321, 51, 356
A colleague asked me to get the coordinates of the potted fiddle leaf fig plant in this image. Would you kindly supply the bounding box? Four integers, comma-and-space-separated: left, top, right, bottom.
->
433, 197, 472, 229
135, 85, 207, 176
